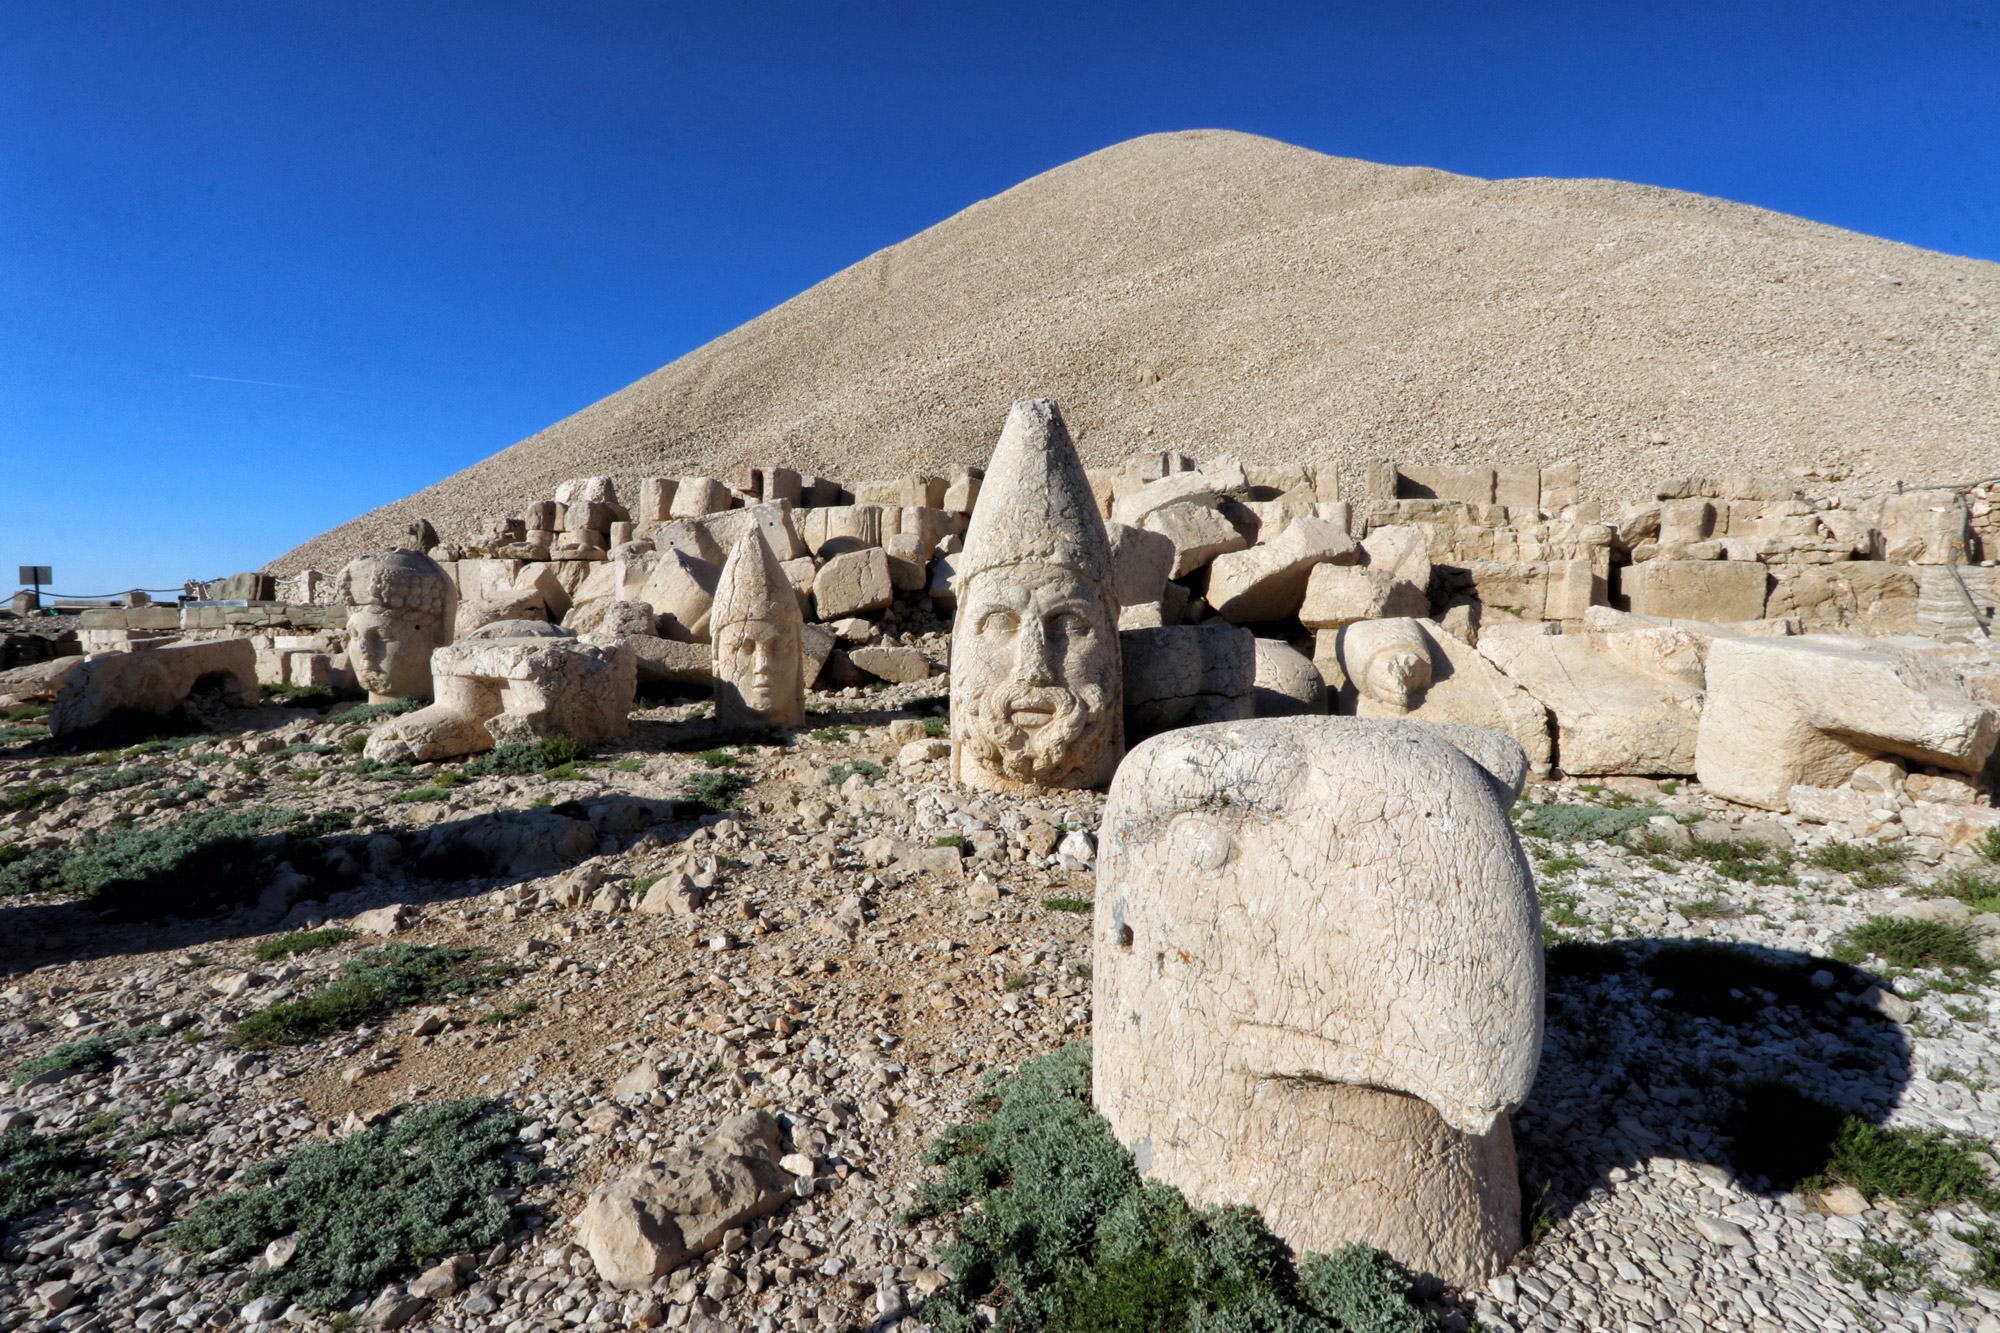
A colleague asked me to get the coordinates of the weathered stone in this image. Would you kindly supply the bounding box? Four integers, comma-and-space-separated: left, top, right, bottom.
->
1251, 639, 1327, 716
1105, 522, 1176, 613
1143, 502, 1249, 579
627, 638, 713, 688
1095, 717, 1541, 1287
1697, 635, 2000, 810
420, 808, 596, 876
48, 638, 258, 738
1332, 619, 1553, 774
1205, 517, 1357, 623
1298, 565, 1428, 629
365, 622, 634, 763
698, 501, 808, 563
814, 549, 894, 620
711, 531, 806, 729
580, 1111, 793, 1290
636, 549, 723, 643
669, 477, 733, 519
1120, 623, 1256, 742
337, 550, 457, 702
564, 599, 657, 642
951, 398, 1123, 793
1479, 626, 1706, 775
1361, 525, 1432, 591
0, 655, 87, 703
848, 645, 929, 684
1466, 559, 1592, 623
1622, 559, 1767, 623
1901, 801, 2000, 849
1110, 472, 1216, 527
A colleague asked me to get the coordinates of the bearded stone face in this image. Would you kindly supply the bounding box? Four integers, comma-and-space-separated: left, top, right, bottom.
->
952, 563, 1121, 791
348, 604, 445, 702
715, 615, 804, 727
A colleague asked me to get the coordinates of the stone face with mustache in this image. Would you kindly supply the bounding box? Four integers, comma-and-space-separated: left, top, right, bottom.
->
951, 398, 1123, 793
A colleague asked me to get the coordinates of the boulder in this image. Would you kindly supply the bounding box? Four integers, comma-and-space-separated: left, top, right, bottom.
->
564, 599, 658, 641
1359, 524, 1431, 589
0, 655, 87, 703
1143, 502, 1249, 579
636, 550, 722, 643
848, 645, 929, 684
580, 1111, 796, 1290
1205, 517, 1358, 623
1478, 626, 1706, 775
1095, 717, 1541, 1287
1105, 522, 1176, 613
49, 638, 257, 738
1251, 639, 1327, 716
1120, 624, 1255, 742
1110, 472, 1215, 527
628, 638, 714, 689
668, 477, 733, 519
1696, 636, 2000, 810
1298, 565, 1428, 629
1900, 802, 2000, 850
420, 808, 597, 877
1622, 559, 1767, 623
814, 549, 894, 620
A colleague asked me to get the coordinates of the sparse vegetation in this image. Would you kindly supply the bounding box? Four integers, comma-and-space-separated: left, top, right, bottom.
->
0, 1127, 95, 1223
825, 759, 885, 788
1043, 897, 1094, 914
334, 697, 425, 725
1936, 867, 2000, 913
249, 927, 357, 963
907, 1043, 1431, 1333
1515, 801, 1664, 843
1807, 841, 1907, 876
684, 770, 752, 813
229, 944, 506, 1049
0, 804, 301, 901
169, 1099, 523, 1312
11, 1037, 119, 1088
698, 749, 739, 768
1839, 916, 1989, 977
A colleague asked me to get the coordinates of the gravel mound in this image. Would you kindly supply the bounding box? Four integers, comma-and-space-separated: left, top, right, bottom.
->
275, 129, 2000, 574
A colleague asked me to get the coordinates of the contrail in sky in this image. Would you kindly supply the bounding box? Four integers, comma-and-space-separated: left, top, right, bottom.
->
188, 373, 361, 394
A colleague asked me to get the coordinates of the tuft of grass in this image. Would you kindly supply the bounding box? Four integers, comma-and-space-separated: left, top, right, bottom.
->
825, 759, 885, 788
1977, 826, 2000, 864
0, 805, 301, 902
250, 927, 357, 963
169, 1099, 522, 1312
0, 1127, 96, 1223
228, 944, 506, 1049
5, 704, 50, 721
1807, 841, 1907, 875
1686, 838, 1796, 887
924, 716, 947, 739
1937, 867, 2000, 913
10, 1037, 120, 1088
1824, 1117, 1996, 1209
614, 758, 644, 773
1841, 916, 1989, 977
1515, 801, 1664, 843
460, 735, 584, 777
3, 782, 65, 813
683, 770, 751, 814
810, 725, 853, 743
1043, 897, 1094, 915
1682, 896, 1745, 921
1004, 972, 1030, 992
905, 1043, 1430, 1333
698, 749, 739, 769
934, 834, 966, 849
266, 683, 335, 704
1536, 855, 1586, 875
390, 784, 455, 804
478, 1000, 538, 1026
339, 732, 368, 757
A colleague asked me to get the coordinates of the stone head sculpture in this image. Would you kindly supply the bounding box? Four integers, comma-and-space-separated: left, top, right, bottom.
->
711, 529, 806, 729
1093, 716, 1543, 1286
1336, 616, 1434, 716
951, 398, 1122, 793
336, 549, 455, 702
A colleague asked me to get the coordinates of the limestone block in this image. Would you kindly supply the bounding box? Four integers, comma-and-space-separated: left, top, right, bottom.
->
50, 639, 258, 737
1658, 499, 1716, 545
899, 506, 950, 561
364, 623, 633, 763
1252, 639, 1327, 716
1623, 559, 1766, 623
1110, 472, 1216, 528
0, 655, 87, 703
814, 548, 894, 619
883, 535, 929, 592
1479, 627, 1706, 775
927, 552, 960, 610
1142, 502, 1249, 579
1359, 524, 1432, 590
1120, 623, 1256, 741
1493, 467, 1540, 510
581, 1112, 792, 1290
1105, 522, 1176, 612
698, 501, 807, 563
1901, 802, 2000, 850
669, 478, 733, 519
1202, 455, 1248, 494
647, 518, 725, 565
563, 599, 657, 641
572, 562, 617, 604
637, 550, 722, 643
1695, 636, 2000, 810
1866, 493, 1970, 565
897, 474, 947, 509
1784, 785, 1880, 831
1095, 716, 1542, 1287
1540, 463, 1580, 511
1128, 450, 1196, 483
1206, 517, 1358, 623
1763, 561, 1919, 635
809, 504, 886, 558
800, 623, 835, 688
628, 638, 713, 689
555, 476, 627, 521
1399, 464, 1496, 504
1466, 559, 1594, 623
513, 563, 579, 622
951, 397, 1124, 794
849, 645, 929, 684
636, 478, 678, 526
1298, 565, 1429, 629
944, 473, 982, 515
759, 467, 803, 505
454, 588, 547, 639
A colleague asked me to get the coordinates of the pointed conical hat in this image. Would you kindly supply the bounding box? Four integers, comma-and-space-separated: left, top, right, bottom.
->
957, 397, 1111, 588
712, 529, 801, 631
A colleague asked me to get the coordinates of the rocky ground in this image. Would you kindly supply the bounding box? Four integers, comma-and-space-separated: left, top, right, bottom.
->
5, 684, 2000, 1333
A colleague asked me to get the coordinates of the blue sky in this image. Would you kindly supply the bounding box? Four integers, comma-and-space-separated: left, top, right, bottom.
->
4, 2, 1996, 594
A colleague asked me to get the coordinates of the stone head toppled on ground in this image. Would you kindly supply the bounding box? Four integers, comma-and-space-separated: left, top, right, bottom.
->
335, 549, 456, 702
711, 528, 806, 729
1092, 715, 1544, 1288
951, 398, 1122, 793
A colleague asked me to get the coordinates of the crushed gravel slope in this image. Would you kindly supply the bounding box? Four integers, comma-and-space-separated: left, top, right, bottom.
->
276, 129, 2000, 574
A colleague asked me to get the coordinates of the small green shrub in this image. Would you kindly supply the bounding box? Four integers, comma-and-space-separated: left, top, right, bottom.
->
10, 1037, 119, 1088
250, 927, 357, 963
0, 805, 304, 900
615, 758, 644, 773
534, 734, 582, 767
2, 782, 65, 813
267, 683, 335, 705
698, 749, 739, 768
682, 771, 751, 814
340, 732, 367, 757
924, 716, 947, 739
1686, 838, 1796, 887
908, 1043, 1429, 1333
1807, 841, 1907, 875
0, 1128, 95, 1223
479, 1000, 538, 1026
1825, 1117, 1996, 1209
1681, 896, 1744, 921
934, 834, 966, 849
1979, 827, 2000, 865
1043, 897, 1094, 915
542, 762, 581, 782
229, 944, 505, 1049
825, 759, 885, 788
1515, 802, 1663, 842
1937, 867, 2000, 913
1536, 855, 1586, 875
810, 725, 852, 743
335, 698, 424, 725
5, 704, 50, 721
170, 1099, 522, 1311
1842, 917, 1989, 976
1004, 973, 1030, 992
